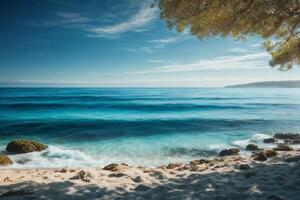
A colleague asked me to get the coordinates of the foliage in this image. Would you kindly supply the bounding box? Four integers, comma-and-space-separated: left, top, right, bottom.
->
159, 0, 300, 70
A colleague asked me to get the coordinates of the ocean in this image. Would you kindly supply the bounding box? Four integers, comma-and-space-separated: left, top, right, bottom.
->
1, 88, 300, 168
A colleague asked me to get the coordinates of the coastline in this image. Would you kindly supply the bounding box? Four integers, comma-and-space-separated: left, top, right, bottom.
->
1, 148, 300, 199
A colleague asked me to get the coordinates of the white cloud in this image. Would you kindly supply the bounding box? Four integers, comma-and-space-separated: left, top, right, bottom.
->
126, 34, 191, 54
20, 12, 91, 27
128, 52, 270, 74
148, 37, 180, 44
147, 59, 163, 63
126, 47, 155, 54
229, 47, 248, 53
87, 3, 158, 38
250, 43, 262, 48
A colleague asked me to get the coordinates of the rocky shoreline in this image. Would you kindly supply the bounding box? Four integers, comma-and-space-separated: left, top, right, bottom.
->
1, 133, 300, 199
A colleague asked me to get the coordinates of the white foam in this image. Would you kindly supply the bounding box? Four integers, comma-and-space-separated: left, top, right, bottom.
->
232, 133, 271, 148
7, 146, 99, 169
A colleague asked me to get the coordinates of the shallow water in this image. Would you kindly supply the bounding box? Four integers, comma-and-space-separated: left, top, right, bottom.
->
1, 88, 300, 168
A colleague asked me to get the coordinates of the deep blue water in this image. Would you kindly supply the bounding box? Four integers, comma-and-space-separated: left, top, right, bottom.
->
0, 88, 300, 168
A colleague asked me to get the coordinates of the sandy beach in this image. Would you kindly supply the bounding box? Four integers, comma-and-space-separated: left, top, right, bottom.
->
1, 148, 300, 200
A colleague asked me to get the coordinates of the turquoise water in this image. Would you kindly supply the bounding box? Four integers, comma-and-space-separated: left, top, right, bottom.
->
0, 88, 300, 168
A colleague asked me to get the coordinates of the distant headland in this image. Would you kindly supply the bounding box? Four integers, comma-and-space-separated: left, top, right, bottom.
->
226, 80, 300, 88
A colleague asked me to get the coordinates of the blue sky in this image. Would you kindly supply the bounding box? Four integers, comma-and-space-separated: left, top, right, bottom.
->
1, 0, 300, 87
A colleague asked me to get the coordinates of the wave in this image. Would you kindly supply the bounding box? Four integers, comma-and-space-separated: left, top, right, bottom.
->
1, 118, 299, 141
0, 96, 248, 102
0, 102, 248, 111
4, 146, 99, 169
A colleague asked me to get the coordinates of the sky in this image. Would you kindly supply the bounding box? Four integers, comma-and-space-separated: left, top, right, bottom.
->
1, 0, 300, 87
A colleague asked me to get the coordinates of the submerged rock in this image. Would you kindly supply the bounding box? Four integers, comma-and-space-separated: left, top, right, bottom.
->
6, 140, 47, 154
246, 144, 260, 151
0, 155, 13, 166
273, 144, 294, 151
219, 148, 239, 157
263, 138, 278, 144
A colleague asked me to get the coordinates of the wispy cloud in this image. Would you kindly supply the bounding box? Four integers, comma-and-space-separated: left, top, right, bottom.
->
147, 59, 163, 63
20, 12, 90, 27
148, 37, 180, 44
126, 34, 191, 54
128, 52, 270, 74
126, 47, 155, 54
229, 47, 248, 53
19, 2, 158, 39
87, 3, 158, 38
250, 43, 262, 48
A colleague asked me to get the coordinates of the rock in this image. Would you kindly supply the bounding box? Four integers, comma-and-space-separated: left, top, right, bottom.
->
263, 138, 278, 143
283, 139, 294, 144
273, 144, 293, 151
219, 148, 240, 156
253, 152, 268, 161
166, 163, 182, 169
264, 150, 277, 158
134, 184, 151, 191
291, 139, 300, 144
6, 140, 47, 154
108, 173, 126, 178
274, 133, 300, 140
246, 144, 260, 151
103, 163, 119, 171
239, 164, 250, 170
189, 165, 199, 171
132, 176, 142, 183
189, 159, 208, 165
55, 168, 68, 173
70, 170, 92, 182
103, 163, 128, 171
0, 155, 13, 166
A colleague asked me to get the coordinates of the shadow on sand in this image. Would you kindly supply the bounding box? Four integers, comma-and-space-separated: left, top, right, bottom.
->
0, 160, 300, 200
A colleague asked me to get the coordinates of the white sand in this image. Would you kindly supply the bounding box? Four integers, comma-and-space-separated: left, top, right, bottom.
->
0, 150, 300, 200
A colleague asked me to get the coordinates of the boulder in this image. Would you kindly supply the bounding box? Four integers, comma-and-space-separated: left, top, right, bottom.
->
0, 155, 13, 166
239, 164, 250, 170
70, 170, 92, 182
103, 163, 119, 171
253, 152, 268, 161
263, 138, 277, 144
273, 133, 300, 140
264, 150, 277, 158
103, 163, 128, 171
273, 145, 294, 151
166, 163, 182, 169
219, 148, 240, 157
6, 140, 47, 154
246, 144, 260, 151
